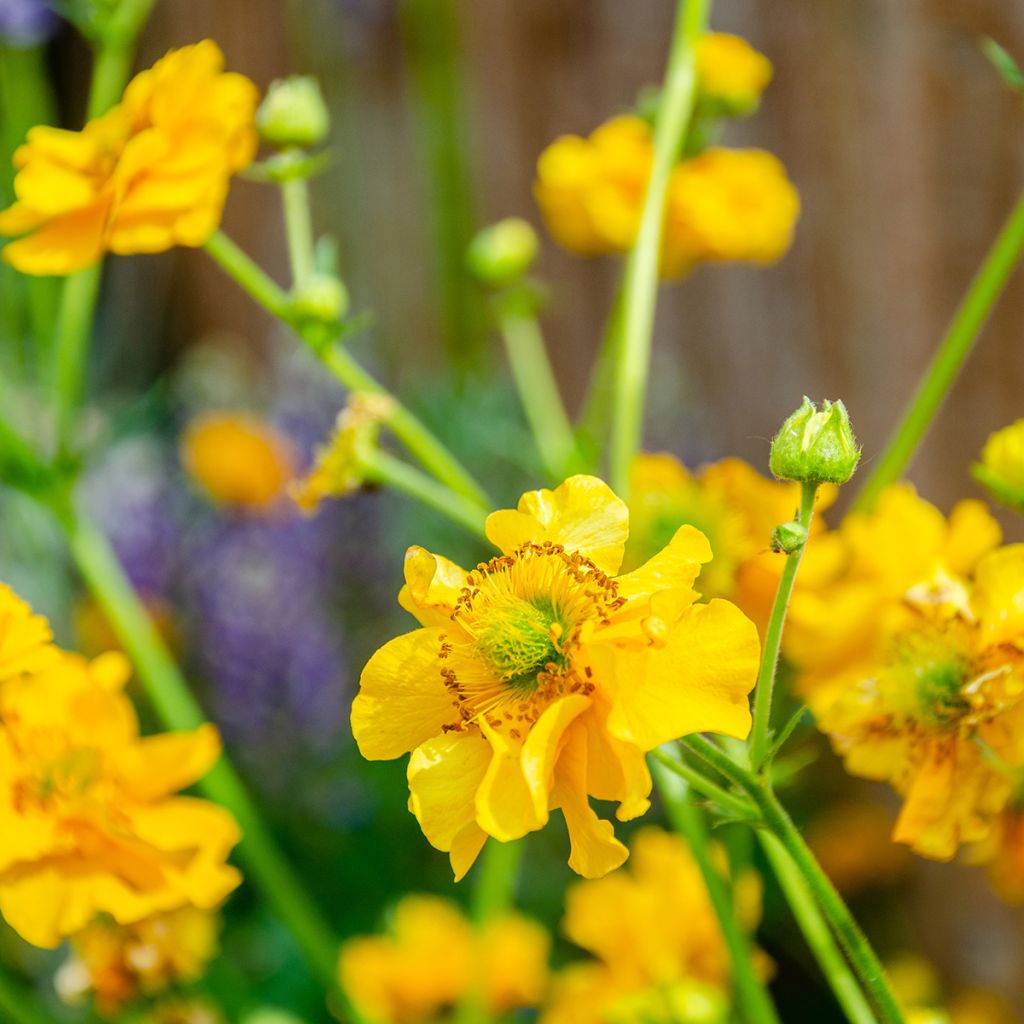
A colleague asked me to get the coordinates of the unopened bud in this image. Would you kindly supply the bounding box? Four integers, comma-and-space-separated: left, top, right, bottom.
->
256, 76, 330, 149
769, 397, 860, 486
771, 520, 807, 555
290, 273, 348, 324
467, 218, 539, 286
972, 419, 1024, 511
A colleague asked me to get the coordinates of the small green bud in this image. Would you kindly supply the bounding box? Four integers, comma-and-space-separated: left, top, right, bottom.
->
769, 397, 861, 486
466, 218, 539, 286
771, 519, 808, 555
256, 76, 330, 149
290, 272, 349, 324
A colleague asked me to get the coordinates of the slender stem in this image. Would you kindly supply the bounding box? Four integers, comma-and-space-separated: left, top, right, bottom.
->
359, 448, 488, 539
575, 282, 624, 473
59, 509, 358, 1013
498, 301, 577, 481
0, 967, 52, 1024
854, 186, 1024, 512
749, 481, 817, 770
759, 834, 879, 1024
282, 173, 316, 284
650, 747, 756, 819
203, 230, 490, 508
651, 756, 781, 1024
608, 0, 708, 498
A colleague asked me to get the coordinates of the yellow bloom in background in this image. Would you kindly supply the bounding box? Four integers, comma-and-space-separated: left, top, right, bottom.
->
540, 827, 759, 1024
815, 544, 1024, 860
0, 41, 258, 275
0, 582, 58, 681
352, 475, 760, 879
696, 33, 773, 113
626, 453, 833, 635
0, 641, 242, 947
181, 412, 296, 510
965, 801, 1024, 905
338, 894, 549, 1024
56, 908, 219, 1016
973, 419, 1024, 510
661, 148, 799, 277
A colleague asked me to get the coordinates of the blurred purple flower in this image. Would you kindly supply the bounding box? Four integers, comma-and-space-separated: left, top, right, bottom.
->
0, 0, 59, 46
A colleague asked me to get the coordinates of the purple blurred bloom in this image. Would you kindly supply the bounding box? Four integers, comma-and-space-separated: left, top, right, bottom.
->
0, 0, 58, 46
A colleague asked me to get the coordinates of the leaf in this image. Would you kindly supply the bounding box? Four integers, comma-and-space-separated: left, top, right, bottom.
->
982, 38, 1024, 97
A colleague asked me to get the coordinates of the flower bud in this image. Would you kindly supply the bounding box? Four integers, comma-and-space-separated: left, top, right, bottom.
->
256, 76, 330, 149
466, 218, 539, 286
972, 419, 1024, 511
770, 520, 807, 555
769, 397, 860, 486
289, 273, 349, 324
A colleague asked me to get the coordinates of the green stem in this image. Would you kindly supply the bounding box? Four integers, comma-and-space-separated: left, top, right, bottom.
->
203, 230, 490, 508
853, 186, 1024, 512
651, 755, 781, 1024
576, 282, 625, 473
59, 509, 359, 1014
749, 481, 817, 771
497, 299, 577, 481
282, 173, 316, 284
608, 0, 708, 498
759, 834, 879, 1024
359, 448, 488, 539
650, 746, 755, 818
0, 966, 52, 1024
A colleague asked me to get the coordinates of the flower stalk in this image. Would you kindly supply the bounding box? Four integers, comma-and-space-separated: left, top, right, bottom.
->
854, 185, 1024, 513
609, 0, 709, 498
0, 967, 53, 1024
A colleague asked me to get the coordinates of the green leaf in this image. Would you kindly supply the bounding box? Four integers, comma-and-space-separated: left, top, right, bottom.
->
982, 38, 1024, 97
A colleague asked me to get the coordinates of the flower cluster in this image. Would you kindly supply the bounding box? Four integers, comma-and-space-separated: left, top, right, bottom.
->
0, 41, 258, 275
533, 33, 798, 277
0, 585, 241, 949
353, 475, 760, 878
338, 894, 549, 1024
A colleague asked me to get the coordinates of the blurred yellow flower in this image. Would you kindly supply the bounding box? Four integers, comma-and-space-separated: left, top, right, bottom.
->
816, 544, 1024, 860
181, 412, 296, 510
541, 827, 760, 1024
338, 894, 549, 1024
626, 453, 834, 635
56, 908, 219, 1015
352, 475, 760, 879
966, 801, 1024, 904
0, 582, 58, 681
661, 148, 799, 277
0, 41, 258, 275
0, 644, 241, 947
696, 33, 773, 113
973, 419, 1024, 510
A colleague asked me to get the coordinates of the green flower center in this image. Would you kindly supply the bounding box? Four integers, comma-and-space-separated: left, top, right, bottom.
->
911, 654, 970, 725
475, 595, 562, 691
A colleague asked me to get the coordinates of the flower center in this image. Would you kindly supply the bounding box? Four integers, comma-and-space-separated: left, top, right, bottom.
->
474, 595, 563, 690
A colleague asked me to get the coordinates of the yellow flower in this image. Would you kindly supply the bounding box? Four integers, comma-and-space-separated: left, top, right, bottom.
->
626, 454, 834, 635
352, 475, 760, 879
56, 908, 219, 1015
973, 419, 1024, 510
0, 647, 241, 947
815, 544, 1024, 860
0, 582, 58, 681
181, 412, 296, 510
338, 894, 549, 1024
540, 827, 759, 1024
696, 33, 773, 113
661, 148, 799, 277
965, 801, 1024, 904
0, 41, 258, 275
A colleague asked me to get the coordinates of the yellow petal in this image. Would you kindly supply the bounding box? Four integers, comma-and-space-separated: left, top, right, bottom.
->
615, 524, 711, 601
476, 720, 544, 842
973, 544, 1024, 649
607, 599, 758, 749
578, 695, 651, 821
352, 628, 457, 760
450, 824, 488, 882
2, 202, 109, 276
398, 545, 470, 628
116, 723, 222, 801
486, 475, 628, 574
521, 694, 592, 821
944, 499, 1002, 577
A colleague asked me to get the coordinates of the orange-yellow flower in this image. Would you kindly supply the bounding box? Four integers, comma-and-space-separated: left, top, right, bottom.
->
338, 894, 549, 1024
181, 412, 296, 510
352, 476, 760, 879
56, 908, 219, 1015
0, 646, 241, 947
0, 41, 258, 275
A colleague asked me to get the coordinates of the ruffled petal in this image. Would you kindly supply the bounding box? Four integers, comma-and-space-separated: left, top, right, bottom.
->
115, 724, 222, 801
2, 201, 110, 276
615, 524, 711, 601
398, 545, 470, 627
476, 720, 544, 841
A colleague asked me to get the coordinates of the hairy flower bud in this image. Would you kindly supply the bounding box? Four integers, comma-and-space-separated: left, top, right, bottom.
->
770, 519, 807, 555
769, 397, 860, 486
256, 76, 330, 149
466, 218, 539, 286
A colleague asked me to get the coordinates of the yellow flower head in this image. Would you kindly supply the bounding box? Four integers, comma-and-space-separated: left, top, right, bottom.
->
661, 148, 800, 277
0, 582, 58, 682
965, 800, 1024, 905
56, 908, 219, 1015
353, 475, 760, 879
696, 33, 773, 113
0, 647, 242, 947
181, 412, 296, 510
973, 419, 1024, 510
627, 454, 834, 634
540, 827, 758, 1024
815, 544, 1024, 861
338, 894, 549, 1024
0, 41, 258, 275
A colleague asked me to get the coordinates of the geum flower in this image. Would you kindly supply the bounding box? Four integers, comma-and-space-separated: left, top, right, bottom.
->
0, 40, 258, 275
816, 544, 1024, 861
0, 648, 241, 948
352, 476, 760, 878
